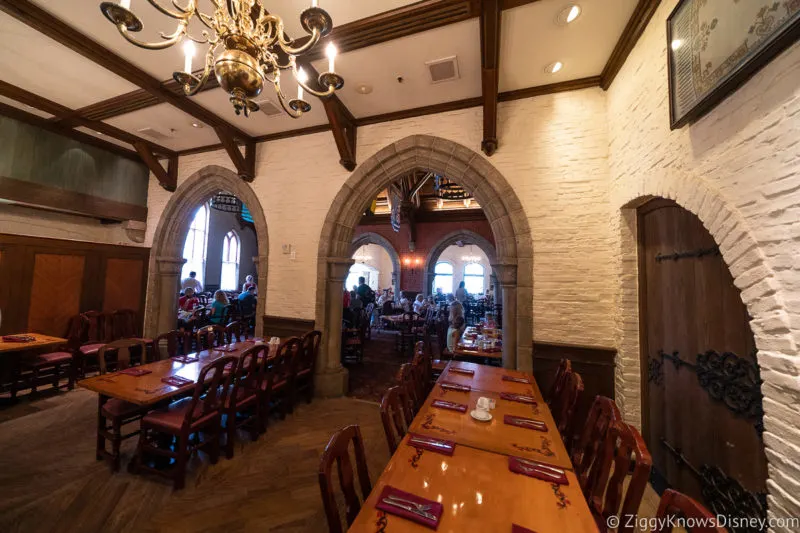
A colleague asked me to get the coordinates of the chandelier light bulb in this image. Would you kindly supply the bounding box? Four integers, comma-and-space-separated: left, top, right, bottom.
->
312, 0, 318, 6
119, 0, 131, 9
183, 40, 195, 73
297, 67, 308, 100
566, 5, 580, 23
326, 43, 337, 73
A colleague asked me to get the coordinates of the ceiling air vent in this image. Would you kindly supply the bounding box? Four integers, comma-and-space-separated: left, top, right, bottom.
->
255, 99, 282, 117
426, 56, 460, 84
136, 127, 171, 141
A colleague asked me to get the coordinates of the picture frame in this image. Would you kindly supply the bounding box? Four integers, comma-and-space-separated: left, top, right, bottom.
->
667, 0, 800, 129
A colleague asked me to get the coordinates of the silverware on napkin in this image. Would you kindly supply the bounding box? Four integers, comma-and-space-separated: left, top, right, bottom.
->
381, 498, 437, 521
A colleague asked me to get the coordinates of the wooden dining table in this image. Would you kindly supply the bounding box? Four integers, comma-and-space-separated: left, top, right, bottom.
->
348, 361, 596, 532
0, 333, 68, 403
0, 333, 67, 354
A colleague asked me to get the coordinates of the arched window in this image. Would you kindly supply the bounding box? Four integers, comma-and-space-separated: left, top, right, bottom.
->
220, 230, 241, 291
463, 262, 485, 295
433, 261, 454, 294
181, 203, 209, 285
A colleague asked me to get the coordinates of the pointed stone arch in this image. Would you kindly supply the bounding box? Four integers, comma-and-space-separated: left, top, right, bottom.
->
144, 165, 269, 337
313, 135, 533, 396
422, 229, 497, 296
350, 232, 402, 297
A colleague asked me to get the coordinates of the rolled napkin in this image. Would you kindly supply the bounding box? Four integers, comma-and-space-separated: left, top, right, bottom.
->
375, 485, 444, 529
448, 367, 475, 376
2, 335, 36, 343
406, 433, 455, 456
500, 392, 538, 405
508, 456, 568, 485
502, 375, 532, 384
431, 399, 468, 413
161, 375, 194, 388
172, 356, 199, 364
512, 525, 537, 533
119, 367, 152, 377
440, 382, 470, 392
504, 415, 547, 432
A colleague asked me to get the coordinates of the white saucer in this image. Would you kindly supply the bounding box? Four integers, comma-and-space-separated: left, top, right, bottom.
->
470, 409, 493, 422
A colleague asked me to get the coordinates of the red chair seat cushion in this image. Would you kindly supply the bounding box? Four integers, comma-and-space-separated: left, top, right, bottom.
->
142, 397, 216, 434
225, 388, 258, 409
261, 378, 287, 392
101, 398, 143, 419
80, 343, 106, 355
296, 367, 312, 377
28, 351, 73, 367
139, 337, 154, 344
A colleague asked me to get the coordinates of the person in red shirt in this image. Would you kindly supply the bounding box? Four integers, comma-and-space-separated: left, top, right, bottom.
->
178, 287, 199, 312
342, 287, 351, 309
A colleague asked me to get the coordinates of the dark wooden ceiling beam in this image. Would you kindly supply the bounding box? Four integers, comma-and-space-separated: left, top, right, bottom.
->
214, 126, 256, 182
0, 0, 252, 143
479, 0, 502, 156
600, 0, 662, 90
133, 141, 178, 191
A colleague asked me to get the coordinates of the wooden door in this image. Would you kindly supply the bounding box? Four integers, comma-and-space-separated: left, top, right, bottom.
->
638, 199, 766, 523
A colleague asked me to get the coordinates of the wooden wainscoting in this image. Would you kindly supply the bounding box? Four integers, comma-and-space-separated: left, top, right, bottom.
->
0, 234, 150, 336
532, 341, 617, 434
262, 315, 316, 340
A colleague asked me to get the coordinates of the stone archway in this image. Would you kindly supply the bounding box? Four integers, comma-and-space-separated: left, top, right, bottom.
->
313, 135, 533, 396
422, 229, 498, 297
350, 232, 401, 297
144, 165, 269, 337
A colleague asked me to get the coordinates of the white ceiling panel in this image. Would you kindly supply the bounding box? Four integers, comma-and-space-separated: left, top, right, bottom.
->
266, 0, 421, 37
0, 13, 138, 109
318, 19, 482, 119
499, 0, 638, 91
74, 126, 132, 149
0, 95, 54, 119
104, 102, 221, 151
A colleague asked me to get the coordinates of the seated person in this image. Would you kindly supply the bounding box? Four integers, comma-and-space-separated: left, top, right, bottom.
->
209, 290, 229, 325
398, 292, 412, 313
446, 302, 466, 352
242, 274, 257, 294
412, 294, 426, 314
342, 287, 351, 309
237, 286, 257, 317
178, 287, 199, 313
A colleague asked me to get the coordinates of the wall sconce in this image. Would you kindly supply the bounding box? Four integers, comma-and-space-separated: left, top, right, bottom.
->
402, 255, 422, 274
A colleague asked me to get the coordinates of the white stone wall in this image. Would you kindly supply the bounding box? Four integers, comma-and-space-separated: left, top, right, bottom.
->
607, 0, 800, 524
145, 89, 616, 348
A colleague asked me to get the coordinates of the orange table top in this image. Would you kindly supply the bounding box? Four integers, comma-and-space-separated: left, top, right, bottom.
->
78, 340, 272, 406
453, 330, 503, 360
441, 361, 544, 398
347, 434, 597, 533
408, 385, 572, 470
0, 333, 66, 354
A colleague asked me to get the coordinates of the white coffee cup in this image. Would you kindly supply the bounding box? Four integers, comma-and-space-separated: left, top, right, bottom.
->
477, 397, 493, 411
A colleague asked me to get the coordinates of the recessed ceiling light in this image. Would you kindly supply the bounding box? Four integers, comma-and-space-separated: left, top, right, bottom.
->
556, 4, 581, 25
94, 131, 104, 135
671, 39, 683, 51
355, 84, 373, 95
545, 61, 563, 74
191, 122, 204, 129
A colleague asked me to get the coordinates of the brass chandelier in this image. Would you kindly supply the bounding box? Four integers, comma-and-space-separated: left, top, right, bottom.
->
99, 0, 344, 117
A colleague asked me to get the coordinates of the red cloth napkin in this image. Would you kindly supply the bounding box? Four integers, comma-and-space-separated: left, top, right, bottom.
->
440, 382, 470, 392
500, 392, 537, 405
172, 356, 199, 364
161, 375, 194, 388
406, 433, 455, 456
2, 335, 36, 343
502, 375, 532, 384
504, 415, 547, 432
508, 456, 568, 485
448, 367, 475, 376
431, 399, 467, 413
512, 525, 537, 533
375, 485, 443, 529
119, 367, 152, 377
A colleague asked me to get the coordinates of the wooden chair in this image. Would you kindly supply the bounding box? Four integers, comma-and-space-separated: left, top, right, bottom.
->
224, 320, 247, 343
152, 330, 190, 361
96, 338, 149, 471
380, 386, 408, 453
196, 324, 227, 350
587, 422, 653, 532
654, 489, 724, 533
394, 312, 419, 357
133, 355, 236, 490
293, 330, 322, 406
223, 345, 267, 459
78, 311, 112, 375
364, 303, 375, 340
318, 424, 372, 533
259, 337, 300, 431
14, 345, 76, 399
397, 363, 421, 415
551, 369, 584, 450
546, 358, 572, 405
572, 396, 621, 492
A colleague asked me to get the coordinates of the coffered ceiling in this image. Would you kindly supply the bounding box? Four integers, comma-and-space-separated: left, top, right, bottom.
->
0, 0, 655, 180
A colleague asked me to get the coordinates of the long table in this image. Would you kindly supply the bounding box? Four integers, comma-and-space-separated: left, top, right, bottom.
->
348, 361, 598, 532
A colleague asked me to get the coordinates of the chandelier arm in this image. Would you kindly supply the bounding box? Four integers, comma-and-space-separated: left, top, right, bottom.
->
183, 43, 218, 95
273, 81, 304, 119
196, 11, 216, 30
144, 0, 195, 20
118, 21, 187, 49
277, 28, 321, 56
295, 73, 335, 99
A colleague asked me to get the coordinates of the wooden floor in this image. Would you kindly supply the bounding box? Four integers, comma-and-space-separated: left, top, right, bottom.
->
0, 388, 662, 533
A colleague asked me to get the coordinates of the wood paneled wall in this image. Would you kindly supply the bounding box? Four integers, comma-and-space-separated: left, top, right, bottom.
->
0, 234, 150, 336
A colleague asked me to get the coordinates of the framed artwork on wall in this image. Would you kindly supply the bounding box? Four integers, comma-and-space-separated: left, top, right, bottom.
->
667, 0, 800, 129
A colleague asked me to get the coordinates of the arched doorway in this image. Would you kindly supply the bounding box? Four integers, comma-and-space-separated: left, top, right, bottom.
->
422, 229, 497, 297
350, 232, 401, 297
313, 135, 532, 396
144, 165, 269, 337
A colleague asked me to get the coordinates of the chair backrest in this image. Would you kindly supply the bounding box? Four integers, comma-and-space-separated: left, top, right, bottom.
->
97, 339, 147, 374
589, 422, 653, 531
552, 369, 584, 444
318, 424, 372, 533
572, 395, 622, 492
264, 337, 301, 393
153, 330, 186, 360
225, 320, 246, 343
230, 344, 267, 403
196, 324, 227, 350
381, 301, 394, 315
546, 358, 572, 405
184, 355, 237, 427
300, 330, 322, 374
112, 309, 139, 339
654, 489, 723, 533
380, 386, 408, 454
397, 363, 420, 415
64, 314, 88, 348
83, 311, 108, 343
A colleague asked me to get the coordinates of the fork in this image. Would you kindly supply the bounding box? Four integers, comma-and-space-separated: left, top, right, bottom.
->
516, 458, 564, 475
386, 494, 433, 511
518, 464, 563, 480
381, 499, 436, 520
